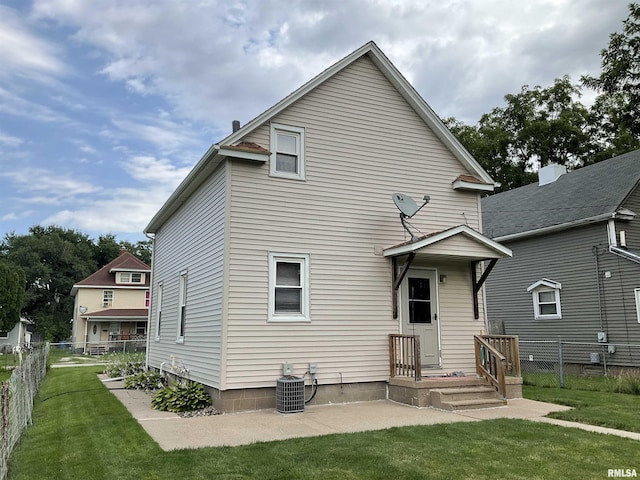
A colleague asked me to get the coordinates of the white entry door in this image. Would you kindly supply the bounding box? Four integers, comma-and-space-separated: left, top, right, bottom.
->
88, 322, 101, 343
401, 269, 440, 367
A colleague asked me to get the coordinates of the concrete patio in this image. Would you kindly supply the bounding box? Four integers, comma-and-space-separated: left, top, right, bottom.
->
100, 376, 640, 451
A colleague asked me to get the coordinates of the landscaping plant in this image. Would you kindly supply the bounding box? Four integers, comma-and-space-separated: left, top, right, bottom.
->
151, 380, 212, 412
103, 352, 145, 378
124, 371, 166, 391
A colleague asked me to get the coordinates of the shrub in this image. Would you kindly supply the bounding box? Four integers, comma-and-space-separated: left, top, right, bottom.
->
152, 380, 212, 412
104, 353, 145, 378
124, 371, 166, 391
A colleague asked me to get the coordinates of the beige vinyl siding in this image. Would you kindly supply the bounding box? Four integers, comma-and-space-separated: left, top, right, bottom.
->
408, 259, 486, 375
147, 164, 226, 388
424, 235, 501, 258
226, 55, 483, 388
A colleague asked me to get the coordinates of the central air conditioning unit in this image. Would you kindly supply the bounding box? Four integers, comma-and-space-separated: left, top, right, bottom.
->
276, 376, 304, 413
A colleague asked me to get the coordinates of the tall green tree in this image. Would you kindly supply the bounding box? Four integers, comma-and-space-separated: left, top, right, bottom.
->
0, 226, 98, 341
582, 2, 640, 158
445, 76, 593, 191
0, 262, 26, 332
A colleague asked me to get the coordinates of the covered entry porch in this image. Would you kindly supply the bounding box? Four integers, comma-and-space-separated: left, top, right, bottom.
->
383, 225, 521, 408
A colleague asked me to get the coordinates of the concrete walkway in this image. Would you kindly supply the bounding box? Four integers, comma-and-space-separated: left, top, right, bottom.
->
100, 376, 640, 451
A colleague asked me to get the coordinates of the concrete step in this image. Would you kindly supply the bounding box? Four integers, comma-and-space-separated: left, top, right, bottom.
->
430, 386, 498, 402
439, 398, 507, 411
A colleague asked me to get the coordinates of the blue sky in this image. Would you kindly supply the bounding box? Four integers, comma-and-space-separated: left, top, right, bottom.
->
0, 0, 629, 243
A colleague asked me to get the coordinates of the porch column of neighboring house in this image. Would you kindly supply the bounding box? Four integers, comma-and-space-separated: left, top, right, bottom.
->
83, 316, 88, 353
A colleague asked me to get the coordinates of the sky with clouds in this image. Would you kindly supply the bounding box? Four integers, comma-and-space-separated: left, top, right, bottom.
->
0, 0, 630, 242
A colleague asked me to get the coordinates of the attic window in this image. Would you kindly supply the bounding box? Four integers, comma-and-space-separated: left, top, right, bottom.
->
119, 272, 143, 284
527, 279, 562, 320
270, 123, 305, 180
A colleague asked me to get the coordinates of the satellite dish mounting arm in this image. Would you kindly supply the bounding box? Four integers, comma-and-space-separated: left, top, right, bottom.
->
399, 195, 430, 241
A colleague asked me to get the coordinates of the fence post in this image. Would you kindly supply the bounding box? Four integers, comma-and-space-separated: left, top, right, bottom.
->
558, 337, 564, 388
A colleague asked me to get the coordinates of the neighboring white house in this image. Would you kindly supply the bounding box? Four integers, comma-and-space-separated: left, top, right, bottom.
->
0, 318, 32, 353
144, 41, 511, 412
70, 251, 150, 354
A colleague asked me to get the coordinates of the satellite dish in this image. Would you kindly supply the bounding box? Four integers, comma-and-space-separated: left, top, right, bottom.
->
392, 193, 420, 217
391, 192, 430, 241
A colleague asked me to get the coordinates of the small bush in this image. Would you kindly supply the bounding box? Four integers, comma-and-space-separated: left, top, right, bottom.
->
152, 380, 212, 412
104, 353, 145, 378
124, 371, 166, 391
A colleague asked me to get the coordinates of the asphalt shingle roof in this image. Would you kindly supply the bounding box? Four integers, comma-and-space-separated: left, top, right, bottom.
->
482, 150, 640, 239
75, 251, 151, 287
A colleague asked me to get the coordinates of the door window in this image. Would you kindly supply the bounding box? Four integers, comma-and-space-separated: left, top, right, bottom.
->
408, 277, 432, 324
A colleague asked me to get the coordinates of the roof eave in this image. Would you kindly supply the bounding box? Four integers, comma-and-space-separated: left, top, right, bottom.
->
383, 225, 512, 258
492, 212, 617, 242
452, 179, 494, 192
144, 146, 222, 234
217, 147, 269, 163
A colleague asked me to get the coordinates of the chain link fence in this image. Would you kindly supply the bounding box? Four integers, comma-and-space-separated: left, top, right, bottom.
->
50, 339, 147, 355
0, 344, 49, 480
520, 339, 640, 388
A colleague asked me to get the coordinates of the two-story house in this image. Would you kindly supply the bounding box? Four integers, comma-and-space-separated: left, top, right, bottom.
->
71, 250, 151, 354
144, 41, 513, 412
483, 152, 640, 368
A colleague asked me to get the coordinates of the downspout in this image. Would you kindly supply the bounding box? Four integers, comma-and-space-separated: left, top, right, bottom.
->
144, 232, 155, 370
592, 246, 604, 332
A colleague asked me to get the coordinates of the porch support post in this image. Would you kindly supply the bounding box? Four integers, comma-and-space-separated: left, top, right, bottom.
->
392, 252, 416, 319
471, 258, 498, 319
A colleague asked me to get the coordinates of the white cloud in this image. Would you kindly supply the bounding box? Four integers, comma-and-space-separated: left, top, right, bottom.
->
122, 155, 192, 185
0, 131, 23, 147
110, 115, 203, 154
0, 5, 66, 83
0, 86, 68, 123
0, 168, 100, 205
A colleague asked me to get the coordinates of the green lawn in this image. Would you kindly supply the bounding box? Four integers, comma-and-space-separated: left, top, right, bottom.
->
7, 367, 640, 480
524, 385, 640, 433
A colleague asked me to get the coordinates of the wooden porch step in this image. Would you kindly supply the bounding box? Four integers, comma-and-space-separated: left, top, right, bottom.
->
439, 398, 507, 411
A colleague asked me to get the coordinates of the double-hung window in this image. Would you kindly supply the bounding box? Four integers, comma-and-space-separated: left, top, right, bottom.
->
270, 123, 305, 180
177, 271, 187, 343
527, 279, 562, 320
103, 290, 114, 308
269, 253, 310, 322
119, 272, 143, 284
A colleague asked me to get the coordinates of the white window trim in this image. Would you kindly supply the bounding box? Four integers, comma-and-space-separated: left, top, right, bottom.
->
103, 290, 114, 308
118, 272, 144, 284
268, 253, 310, 322
155, 282, 163, 342
527, 279, 562, 320
270, 123, 305, 180
635, 288, 640, 324
177, 271, 187, 343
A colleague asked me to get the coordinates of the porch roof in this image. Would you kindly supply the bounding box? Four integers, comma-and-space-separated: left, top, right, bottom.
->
382, 225, 512, 261
82, 308, 149, 321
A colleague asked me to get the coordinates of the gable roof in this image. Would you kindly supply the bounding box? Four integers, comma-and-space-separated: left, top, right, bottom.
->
383, 224, 512, 260
482, 150, 640, 241
145, 41, 495, 234
71, 251, 151, 294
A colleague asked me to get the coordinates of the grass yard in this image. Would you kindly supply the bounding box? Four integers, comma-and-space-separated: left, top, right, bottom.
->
7, 367, 640, 480
524, 385, 640, 433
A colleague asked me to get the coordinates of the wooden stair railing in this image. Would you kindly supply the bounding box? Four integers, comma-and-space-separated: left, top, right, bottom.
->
389, 334, 421, 380
474, 335, 507, 398
480, 335, 521, 376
